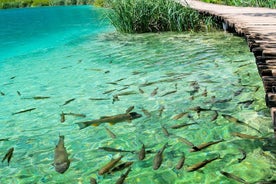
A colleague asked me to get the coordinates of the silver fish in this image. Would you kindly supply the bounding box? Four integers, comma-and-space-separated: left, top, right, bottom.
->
54, 135, 70, 174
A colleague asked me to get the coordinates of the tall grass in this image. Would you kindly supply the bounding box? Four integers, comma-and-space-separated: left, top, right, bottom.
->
201, 0, 276, 8
106, 0, 219, 33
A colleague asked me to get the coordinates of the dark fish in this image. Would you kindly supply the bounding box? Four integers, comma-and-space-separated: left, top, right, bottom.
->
222, 114, 262, 134
114, 78, 126, 82
98, 147, 135, 153
115, 167, 132, 184
175, 152, 185, 170
172, 112, 188, 120
12, 108, 36, 115
89, 98, 109, 101
158, 105, 165, 117
215, 98, 232, 103
63, 112, 86, 118
0, 91, 5, 96
60, 112, 65, 123
190, 139, 224, 152
76, 112, 142, 129
54, 135, 70, 174
17, 91, 21, 96
105, 127, 116, 139
2, 147, 14, 166
170, 122, 197, 129
141, 108, 151, 117
238, 149, 247, 163
153, 142, 168, 170
115, 91, 137, 96
234, 88, 245, 96
126, 106, 135, 113
202, 88, 207, 97
220, 171, 249, 184
103, 89, 116, 94
150, 87, 159, 96
160, 90, 177, 97
189, 106, 212, 114
118, 86, 129, 91
210, 110, 218, 121
187, 155, 220, 172
231, 132, 261, 139
138, 88, 144, 94
112, 95, 120, 104
107, 82, 118, 85
90, 177, 97, 184
176, 136, 199, 150
138, 143, 146, 160
10, 76, 16, 79
238, 100, 254, 108
32, 96, 50, 100
98, 155, 124, 175
161, 125, 170, 137
109, 161, 133, 173
0, 138, 9, 141
62, 98, 75, 106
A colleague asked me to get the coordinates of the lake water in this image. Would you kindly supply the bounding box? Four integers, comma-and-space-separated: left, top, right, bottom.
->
0, 5, 275, 184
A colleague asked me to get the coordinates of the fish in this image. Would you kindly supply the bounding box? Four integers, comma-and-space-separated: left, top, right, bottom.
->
89, 98, 109, 101
60, 112, 65, 123
231, 132, 261, 139
189, 106, 212, 114
126, 106, 135, 113
114, 78, 126, 82
238, 149, 247, 163
172, 112, 188, 120
0, 138, 9, 142
17, 91, 21, 96
118, 86, 129, 91
210, 110, 218, 121
161, 125, 170, 137
32, 96, 50, 100
141, 108, 151, 117
76, 111, 142, 129
222, 114, 262, 134
202, 88, 207, 97
190, 139, 224, 152
2, 147, 14, 166
12, 108, 36, 115
62, 98, 75, 106
220, 171, 249, 184
103, 89, 116, 94
63, 112, 86, 118
175, 152, 185, 170
170, 122, 197, 129
160, 90, 177, 97
187, 155, 220, 172
139, 88, 144, 94
138, 143, 146, 160
98, 147, 135, 153
150, 87, 159, 96
237, 100, 254, 108
158, 105, 165, 117
115, 167, 132, 184
112, 95, 120, 104
153, 142, 168, 170
90, 178, 97, 184
234, 88, 245, 96
98, 155, 124, 175
10, 76, 16, 79
176, 135, 199, 150
115, 91, 138, 96
105, 127, 116, 139
53, 135, 70, 174
109, 161, 133, 173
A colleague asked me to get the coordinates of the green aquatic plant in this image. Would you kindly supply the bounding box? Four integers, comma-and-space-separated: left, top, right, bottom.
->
201, 0, 276, 8
105, 0, 219, 33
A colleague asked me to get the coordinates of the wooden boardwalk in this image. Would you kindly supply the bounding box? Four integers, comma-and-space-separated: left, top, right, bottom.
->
179, 0, 276, 134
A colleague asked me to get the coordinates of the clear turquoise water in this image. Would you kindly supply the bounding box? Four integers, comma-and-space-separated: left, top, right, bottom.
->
0, 6, 275, 184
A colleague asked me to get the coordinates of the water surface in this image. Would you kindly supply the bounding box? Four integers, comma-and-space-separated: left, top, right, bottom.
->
0, 6, 275, 184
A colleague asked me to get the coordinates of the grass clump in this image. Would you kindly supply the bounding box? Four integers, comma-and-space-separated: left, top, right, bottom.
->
106, 0, 219, 33
201, 0, 276, 8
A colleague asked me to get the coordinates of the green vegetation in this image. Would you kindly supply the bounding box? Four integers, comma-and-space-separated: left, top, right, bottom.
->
201, 0, 276, 8
105, 0, 219, 33
0, 0, 94, 9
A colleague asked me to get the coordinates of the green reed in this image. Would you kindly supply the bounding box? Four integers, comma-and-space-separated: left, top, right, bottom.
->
201, 0, 276, 8
105, 0, 219, 33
